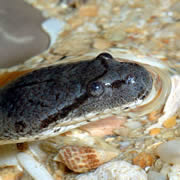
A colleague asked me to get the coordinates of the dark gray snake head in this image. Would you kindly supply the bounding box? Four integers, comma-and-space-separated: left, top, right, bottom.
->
0, 53, 152, 143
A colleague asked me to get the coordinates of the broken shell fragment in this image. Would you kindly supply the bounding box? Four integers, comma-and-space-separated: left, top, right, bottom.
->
54, 145, 119, 173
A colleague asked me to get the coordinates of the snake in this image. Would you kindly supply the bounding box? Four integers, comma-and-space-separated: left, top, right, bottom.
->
0, 52, 153, 144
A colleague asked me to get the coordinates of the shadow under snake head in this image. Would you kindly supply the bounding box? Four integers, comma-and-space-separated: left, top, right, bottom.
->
0, 53, 152, 144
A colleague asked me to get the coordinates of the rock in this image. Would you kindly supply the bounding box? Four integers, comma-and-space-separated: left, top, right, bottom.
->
156, 139, 180, 164
148, 171, 167, 180
75, 160, 147, 180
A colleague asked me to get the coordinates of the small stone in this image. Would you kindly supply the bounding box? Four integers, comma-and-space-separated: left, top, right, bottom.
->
0, 166, 23, 180
148, 111, 161, 121
67, 16, 84, 29
79, 5, 98, 17
125, 121, 142, 129
113, 127, 129, 136
148, 171, 167, 180
163, 115, 176, 128
75, 160, 147, 180
149, 128, 161, 136
156, 139, 180, 164
133, 152, 155, 168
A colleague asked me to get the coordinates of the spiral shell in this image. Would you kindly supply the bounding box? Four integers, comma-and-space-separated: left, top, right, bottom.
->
54, 145, 119, 173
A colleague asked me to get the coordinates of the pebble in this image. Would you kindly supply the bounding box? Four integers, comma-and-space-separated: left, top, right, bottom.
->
148, 171, 167, 180
133, 152, 154, 168
156, 139, 180, 164
125, 121, 142, 129
0, 166, 23, 180
163, 115, 177, 128
75, 160, 147, 180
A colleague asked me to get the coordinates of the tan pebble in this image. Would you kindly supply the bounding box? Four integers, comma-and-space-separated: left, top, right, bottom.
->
67, 16, 84, 29
148, 111, 161, 121
149, 128, 161, 136
93, 38, 112, 50
125, 27, 144, 34
113, 127, 129, 136
0, 166, 23, 180
129, 150, 138, 154
54, 145, 119, 173
133, 152, 155, 169
163, 115, 176, 128
79, 5, 98, 17
80, 116, 126, 137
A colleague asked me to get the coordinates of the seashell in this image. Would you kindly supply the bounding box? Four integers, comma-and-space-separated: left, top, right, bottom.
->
54, 145, 119, 173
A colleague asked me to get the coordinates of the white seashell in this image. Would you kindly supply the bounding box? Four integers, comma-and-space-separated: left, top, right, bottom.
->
146, 75, 180, 132
17, 152, 54, 180
156, 139, 180, 164
75, 160, 147, 180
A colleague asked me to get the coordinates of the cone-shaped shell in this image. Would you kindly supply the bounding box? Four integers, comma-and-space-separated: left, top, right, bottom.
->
54, 145, 119, 173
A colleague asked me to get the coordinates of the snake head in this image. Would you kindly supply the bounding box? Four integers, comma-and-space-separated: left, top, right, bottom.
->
83, 52, 153, 111
0, 52, 152, 143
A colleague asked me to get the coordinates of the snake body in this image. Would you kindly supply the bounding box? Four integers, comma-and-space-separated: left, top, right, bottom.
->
0, 53, 152, 144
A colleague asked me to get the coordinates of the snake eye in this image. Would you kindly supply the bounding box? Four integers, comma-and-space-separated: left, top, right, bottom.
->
87, 82, 104, 97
